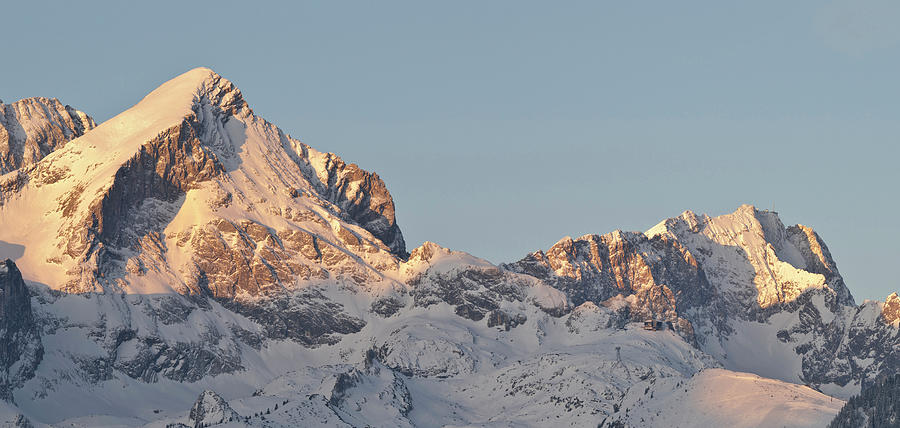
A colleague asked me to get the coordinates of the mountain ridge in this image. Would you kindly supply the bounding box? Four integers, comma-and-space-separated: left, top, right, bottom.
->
0, 68, 895, 427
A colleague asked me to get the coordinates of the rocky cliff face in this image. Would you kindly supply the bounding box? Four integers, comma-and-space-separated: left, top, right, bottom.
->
0, 260, 42, 402
506, 230, 722, 343
303, 147, 406, 257
0, 97, 95, 175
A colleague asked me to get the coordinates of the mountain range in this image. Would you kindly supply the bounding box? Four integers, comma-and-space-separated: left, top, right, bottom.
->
0, 68, 896, 427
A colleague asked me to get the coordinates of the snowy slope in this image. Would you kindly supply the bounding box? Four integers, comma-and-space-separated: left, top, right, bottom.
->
46, 307, 717, 428
610, 368, 843, 428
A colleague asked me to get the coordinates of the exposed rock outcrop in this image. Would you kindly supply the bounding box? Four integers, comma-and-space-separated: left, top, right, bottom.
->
301, 148, 406, 257
0, 260, 42, 402
506, 230, 719, 341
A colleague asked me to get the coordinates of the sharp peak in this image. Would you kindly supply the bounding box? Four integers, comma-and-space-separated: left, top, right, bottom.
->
25, 68, 248, 180
167, 67, 226, 89
141, 67, 247, 110
107, 67, 251, 133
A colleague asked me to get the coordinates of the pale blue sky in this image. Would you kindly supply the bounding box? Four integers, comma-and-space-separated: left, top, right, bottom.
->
3, 1, 898, 301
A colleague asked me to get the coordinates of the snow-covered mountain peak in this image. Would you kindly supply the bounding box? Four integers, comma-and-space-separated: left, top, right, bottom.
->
138, 67, 249, 117
155, 67, 251, 120
0, 68, 406, 295
0, 97, 95, 175
503, 204, 899, 397
37, 68, 246, 165
643, 204, 852, 308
